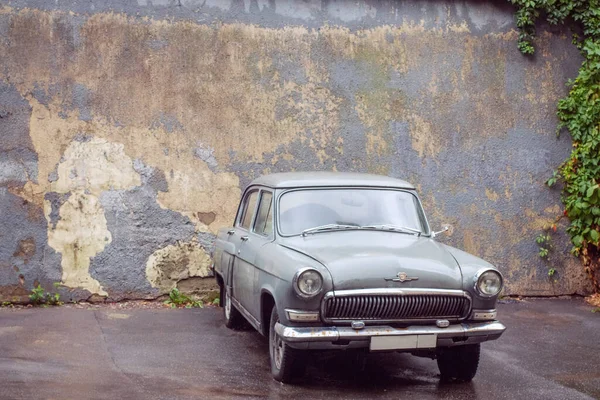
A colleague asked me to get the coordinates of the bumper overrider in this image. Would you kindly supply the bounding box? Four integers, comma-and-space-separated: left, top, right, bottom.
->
275, 320, 506, 350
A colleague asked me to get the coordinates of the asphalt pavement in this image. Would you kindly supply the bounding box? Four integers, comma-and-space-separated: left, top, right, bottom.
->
0, 298, 599, 400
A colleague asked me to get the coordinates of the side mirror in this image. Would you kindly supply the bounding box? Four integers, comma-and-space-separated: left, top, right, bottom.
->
432, 224, 452, 238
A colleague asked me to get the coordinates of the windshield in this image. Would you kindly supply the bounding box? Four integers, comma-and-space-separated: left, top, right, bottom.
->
278, 189, 427, 236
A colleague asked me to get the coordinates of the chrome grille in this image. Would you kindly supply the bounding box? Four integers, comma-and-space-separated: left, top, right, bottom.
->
322, 290, 471, 323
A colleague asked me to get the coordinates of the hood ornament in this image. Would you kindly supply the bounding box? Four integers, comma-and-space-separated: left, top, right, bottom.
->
385, 272, 419, 283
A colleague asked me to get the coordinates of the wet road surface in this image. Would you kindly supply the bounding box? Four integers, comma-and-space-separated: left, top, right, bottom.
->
0, 298, 599, 399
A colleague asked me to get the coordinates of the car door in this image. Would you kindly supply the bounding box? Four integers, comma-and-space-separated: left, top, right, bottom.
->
230, 188, 260, 320
242, 190, 274, 316
219, 195, 245, 297
230, 188, 274, 320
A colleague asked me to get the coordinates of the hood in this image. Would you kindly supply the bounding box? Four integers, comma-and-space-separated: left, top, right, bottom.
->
279, 231, 463, 291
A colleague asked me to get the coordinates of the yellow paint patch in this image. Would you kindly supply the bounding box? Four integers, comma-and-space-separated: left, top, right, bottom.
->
462, 230, 480, 257
38, 136, 142, 296
485, 188, 499, 202
21, 98, 242, 233
355, 89, 393, 158
46, 190, 110, 296
524, 208, 555, 231
157, 169, 240, 233
321, 25, 410, 74
52, 137, 141, 195
146, 240, 213, 293
406, 114, 440, 158
544, 204, 561, 215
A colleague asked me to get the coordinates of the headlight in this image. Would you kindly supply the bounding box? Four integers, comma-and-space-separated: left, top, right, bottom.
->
293, 268, 323, 298
474, 269, 503, 297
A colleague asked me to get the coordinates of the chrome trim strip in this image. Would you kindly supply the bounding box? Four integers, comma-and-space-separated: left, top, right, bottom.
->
230, 296, 261, 330
275, 321, 506, 344
469, 309, 497, 321
330, 288, 470, 296
286, 309, 320, 322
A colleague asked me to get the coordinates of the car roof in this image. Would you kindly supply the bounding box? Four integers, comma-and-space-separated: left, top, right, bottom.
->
249, 172, 415, 189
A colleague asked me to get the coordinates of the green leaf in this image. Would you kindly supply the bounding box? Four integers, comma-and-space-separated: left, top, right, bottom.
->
587, 186, 596, 197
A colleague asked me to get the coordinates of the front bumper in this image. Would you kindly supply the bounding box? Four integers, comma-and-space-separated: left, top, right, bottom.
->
275, 320, 506, 350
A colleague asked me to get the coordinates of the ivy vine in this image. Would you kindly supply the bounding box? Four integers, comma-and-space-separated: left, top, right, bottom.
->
510, 0, 600, 291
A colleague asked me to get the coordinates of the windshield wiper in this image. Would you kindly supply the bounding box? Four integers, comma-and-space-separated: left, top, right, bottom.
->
360, 224, 421, 236
301, 224, 361, 237
301, 223, 421, 237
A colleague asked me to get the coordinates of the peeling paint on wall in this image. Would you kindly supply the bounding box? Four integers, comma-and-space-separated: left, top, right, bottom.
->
42, 137, 142, 295
0, 1, 592, 297
146, 240, 212, 293
52, 137, 141, 196
47, 190, 110, 296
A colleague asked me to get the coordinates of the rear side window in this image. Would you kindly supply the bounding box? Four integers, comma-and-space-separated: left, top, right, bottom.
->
253, 192, 273, 236
240, 190, 259, 230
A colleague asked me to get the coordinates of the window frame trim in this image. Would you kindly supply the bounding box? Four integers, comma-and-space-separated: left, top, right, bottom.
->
236, 188, 261, 232
251, 189, 274, 238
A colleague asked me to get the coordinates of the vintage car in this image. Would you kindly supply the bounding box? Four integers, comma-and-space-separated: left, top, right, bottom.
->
212, 172, 505, 383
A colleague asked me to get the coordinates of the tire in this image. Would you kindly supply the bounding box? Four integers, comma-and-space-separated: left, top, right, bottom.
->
269, 307, 306, 383
218, 281, 225, 308
436, 344, 480, 382
222, 288, 245, 330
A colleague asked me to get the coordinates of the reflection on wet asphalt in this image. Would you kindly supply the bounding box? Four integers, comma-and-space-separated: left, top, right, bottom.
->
0, 298, 598, 399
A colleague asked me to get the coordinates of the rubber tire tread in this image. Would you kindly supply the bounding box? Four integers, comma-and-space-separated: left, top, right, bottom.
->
269, 307, 306, 383
437, 343, 480, 382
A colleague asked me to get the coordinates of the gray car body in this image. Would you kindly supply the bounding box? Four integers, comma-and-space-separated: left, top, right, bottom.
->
213, 172, 500, 335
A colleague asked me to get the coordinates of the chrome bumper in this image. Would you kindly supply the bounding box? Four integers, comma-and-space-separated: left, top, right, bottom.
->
275, 321, 506, 350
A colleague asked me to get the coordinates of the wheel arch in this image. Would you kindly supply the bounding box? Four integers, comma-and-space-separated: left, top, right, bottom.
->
260, 288, 276, 337
215, 271, 224, 287
215, 272, 225, 307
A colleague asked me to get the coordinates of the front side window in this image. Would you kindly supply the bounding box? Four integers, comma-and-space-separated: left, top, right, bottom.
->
278, 189, 426, 236
239, 190, 259, 230
253, 191, 273, 236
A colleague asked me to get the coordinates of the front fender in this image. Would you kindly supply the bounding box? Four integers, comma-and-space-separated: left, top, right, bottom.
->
256, 242, 333, 327
442, 244, 501, 310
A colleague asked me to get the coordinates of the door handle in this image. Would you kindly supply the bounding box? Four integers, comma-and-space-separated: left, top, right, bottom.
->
240, 236, 249, 241
227, 229, 235, 235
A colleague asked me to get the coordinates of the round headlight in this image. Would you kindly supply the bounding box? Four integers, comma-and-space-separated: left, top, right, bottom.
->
293, 269, 323, 298
475, 270, 503, 297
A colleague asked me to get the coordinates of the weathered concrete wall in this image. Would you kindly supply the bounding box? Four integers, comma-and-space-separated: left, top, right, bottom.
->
0, 0, 592, 301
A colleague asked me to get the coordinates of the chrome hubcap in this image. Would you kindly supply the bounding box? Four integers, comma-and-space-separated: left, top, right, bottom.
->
272, 327, 284, 369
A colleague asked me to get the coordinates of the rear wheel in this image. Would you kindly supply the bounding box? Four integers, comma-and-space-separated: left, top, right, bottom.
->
222, 288, 244, 330
437, 344, 480, 382
269, 307, 306, 383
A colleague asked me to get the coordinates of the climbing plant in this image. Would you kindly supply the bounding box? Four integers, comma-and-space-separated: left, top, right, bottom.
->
510, 0, 600, 291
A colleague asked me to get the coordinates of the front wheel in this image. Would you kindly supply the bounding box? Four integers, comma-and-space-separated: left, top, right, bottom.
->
269, 307, 306, 383
436, 344, 480, 382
